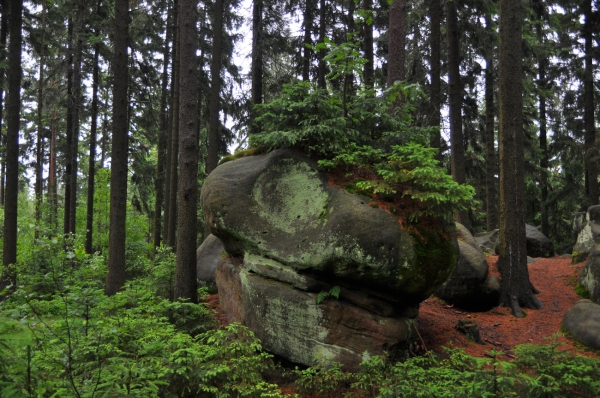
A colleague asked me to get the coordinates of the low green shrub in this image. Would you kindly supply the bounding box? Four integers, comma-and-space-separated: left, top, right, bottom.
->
292, 338, 600, 398
0, 248, 287, 398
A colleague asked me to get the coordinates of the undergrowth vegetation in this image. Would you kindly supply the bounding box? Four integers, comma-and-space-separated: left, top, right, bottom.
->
292, 340, 600, 397
0, 236, 283, 397
2, 233, 599, 397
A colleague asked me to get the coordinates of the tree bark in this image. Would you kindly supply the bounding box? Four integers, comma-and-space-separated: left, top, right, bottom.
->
167, 1, 180, 248
2, 0, 23, 290
363, 0, 373, 88
153, 0, 172, 253
105, 0, 129, 296
35, 0, 46, 239
49, 110, 57, 227
316, 0, 326, 89
163, 1, 177, 245
583, 0, 597, 207
484, 11, 497, 231
63, 17, 74, 235
251, 0, 263, 133
69, 0, 84, 235
497, 0, 542, 317
534, 0, 549, 237
173, 0, 199, 302
302, 0, 313, 82
0, 0, 7, 207
387, 0, 406, 89
206, 0, 223, 175
446, 0, 469, 228
428, 0, 441, 153
85, 17, 101, 255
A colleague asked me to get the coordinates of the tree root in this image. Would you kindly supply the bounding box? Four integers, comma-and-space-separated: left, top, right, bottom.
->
507, 290, 544, 317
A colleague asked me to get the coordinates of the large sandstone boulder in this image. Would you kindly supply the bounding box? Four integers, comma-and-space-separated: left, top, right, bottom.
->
573, 206, 600, 262
196, 234, 225, 287
202, 149, 456, 304
562, 299, 600, 350
202, 149, 457, 368
217, 257, 417, 369
436, 225, 499, 310
578, 244, 600, 303
525, 224, 554, 258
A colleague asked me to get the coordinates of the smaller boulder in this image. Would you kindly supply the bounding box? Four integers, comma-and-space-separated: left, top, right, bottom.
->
571, 212, 587, 237
474, 229, 499, 253
562, 299, 600, 350
479, 275, 500, 308
579, 244, 600, 303
574, 206, 600, 262
525, 224, 554, 258
435, 238, 499, 311
196, 234, 225, 287
456, 223, 479, 252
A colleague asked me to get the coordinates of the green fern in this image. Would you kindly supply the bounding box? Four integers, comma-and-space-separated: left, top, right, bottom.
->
316, 286, 341, 304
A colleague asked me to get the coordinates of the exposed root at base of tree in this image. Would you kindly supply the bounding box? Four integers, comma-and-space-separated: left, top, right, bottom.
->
503, 291, 544, 317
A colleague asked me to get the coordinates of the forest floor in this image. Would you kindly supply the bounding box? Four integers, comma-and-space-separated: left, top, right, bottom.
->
418, 255, 600, 360
204, 255, 600, 395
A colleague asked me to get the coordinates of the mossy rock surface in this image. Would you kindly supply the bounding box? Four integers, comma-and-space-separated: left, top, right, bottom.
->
202, 149, 456, 303
574, 205, 600, 260
563, 299, 600, 349
579, 244, 600, 303
215, 258, 418, 370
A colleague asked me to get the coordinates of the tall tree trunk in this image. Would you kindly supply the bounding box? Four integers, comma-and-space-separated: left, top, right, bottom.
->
316, 0, 326, 89
206, 0, 223, 175
446, 0, 469, 228
497, 0, 542, 317
35, 0, 46, 238
63, 17, 74, 235
163, 86, 173, 241
302, 0, 313, 82
105, 0, 129, 296
153, 0, 172, 253
85, 21, 101, 255
100, 106, 108, 168
69, 0, 84, 235
484, 11, 497, 231
428, 0, 441, 152
0, 0, 7, 207
583, 0, 597, 207
173, 0, 199, 302
251, 0, 263, 133
534, 1, 549, 237
49, 110, 57, 227
387, 0, 406, 89
163, 2, 177, 245
341, 0, 355, 117
2, 0, 23, 290
363, 0, 373, 88
167, 4, 180, 249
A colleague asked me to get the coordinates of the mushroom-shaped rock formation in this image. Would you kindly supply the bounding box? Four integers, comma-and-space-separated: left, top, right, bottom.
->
202, 149, 457, 369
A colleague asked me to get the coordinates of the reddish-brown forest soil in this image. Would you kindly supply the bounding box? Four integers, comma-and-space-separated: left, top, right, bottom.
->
419, 255, 600, 360
204, 255, 598, 361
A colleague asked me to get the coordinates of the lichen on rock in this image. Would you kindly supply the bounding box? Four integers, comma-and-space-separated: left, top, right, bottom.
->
203, 149, 457, 368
